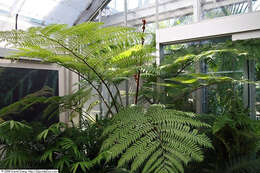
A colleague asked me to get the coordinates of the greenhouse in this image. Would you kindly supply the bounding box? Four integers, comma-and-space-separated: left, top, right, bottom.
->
0, 0, 260, 172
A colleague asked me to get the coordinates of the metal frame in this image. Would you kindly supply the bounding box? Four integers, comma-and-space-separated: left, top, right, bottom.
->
101, 0, 252, 26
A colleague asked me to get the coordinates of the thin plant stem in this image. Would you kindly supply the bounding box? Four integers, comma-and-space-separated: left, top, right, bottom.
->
112, 82, 123, 106
56, 63, 113, 115
134, 19, 146, 105
39, 34, 119, 113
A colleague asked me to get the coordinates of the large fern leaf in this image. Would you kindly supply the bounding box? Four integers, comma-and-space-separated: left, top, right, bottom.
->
101, 105, 212, 173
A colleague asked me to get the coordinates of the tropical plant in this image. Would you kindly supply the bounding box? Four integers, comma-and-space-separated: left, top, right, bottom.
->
0, 84, 94, 126
101, 105, 212, 173
0, 120, 42, 168
0, 119, 112, 172
0, 22, 154, 115
0, 22, 154, 171
1, 22, 260, 173
210, 91, 260, 172
0, 86, 58, 125
0, 85, 109, 172
185, 90, 260, 173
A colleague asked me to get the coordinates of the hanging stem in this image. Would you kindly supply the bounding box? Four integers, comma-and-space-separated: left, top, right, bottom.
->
134, 19, 146, 105
39, 34, 119, 113
59, 64, 113, 115
112, 82, 123, 106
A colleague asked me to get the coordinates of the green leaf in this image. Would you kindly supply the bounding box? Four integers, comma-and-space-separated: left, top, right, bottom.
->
101, 105, 212, 173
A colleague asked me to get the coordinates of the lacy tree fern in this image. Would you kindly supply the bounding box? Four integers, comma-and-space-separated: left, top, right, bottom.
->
0, 23, 154, 115
101, 105, 212, 173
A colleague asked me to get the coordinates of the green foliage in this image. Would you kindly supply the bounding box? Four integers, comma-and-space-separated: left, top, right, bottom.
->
36, 120, 109, 173
186, 91, 260, 173
101, 105, 212, 173
0, 79, 105, 172
211, 92, 260, 169
0, 84, 93, 126
0, 86, 58, 125
140, 38, 260, 112
0, 120, 45, 168
0, 67, 58, 109
0, 84, 127, 172
0, 23, 154, 114
0, 118, 115, 172
1, 22, 260, 173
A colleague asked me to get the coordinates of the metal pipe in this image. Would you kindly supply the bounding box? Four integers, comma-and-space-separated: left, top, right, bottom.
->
124, 0, 128, 26
248, 0, 253, 12
155, 0, 159, 29
15, 14, 18, 30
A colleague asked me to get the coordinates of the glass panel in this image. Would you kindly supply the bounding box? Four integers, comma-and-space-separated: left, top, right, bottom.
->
253, 0, 260, 11
160, 43, 198, 113
127, 0, 155, 10
128, 0, 139, 10
106, 0, 124, 14
206, 42, 245, 115
159, 15, 193, 29
160, 36, 247, 114
0, 0, 94, 30
146, 22, 156, 33
101, 0, 193, 28
0, 67, 59, 123
202, 1, 249, 20
101, 0, 125, 26
127, 0, 156, 27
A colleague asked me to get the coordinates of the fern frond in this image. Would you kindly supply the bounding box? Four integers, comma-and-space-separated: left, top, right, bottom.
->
0, 22, 153, 115
218, 157, 260, 173
40, 147, 57, 163
1, 150, 32, 168
54, 155, 71, 172
58, 137, 81, 159
37, 122, 66, 141
101, 105, 212, 173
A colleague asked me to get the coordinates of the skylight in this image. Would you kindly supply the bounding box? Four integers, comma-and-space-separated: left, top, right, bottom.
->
0, 0, 94, 30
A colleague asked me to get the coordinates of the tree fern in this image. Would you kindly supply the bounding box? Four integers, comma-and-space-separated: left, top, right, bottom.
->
101, 105, 212, 173
0, 23, 154, 114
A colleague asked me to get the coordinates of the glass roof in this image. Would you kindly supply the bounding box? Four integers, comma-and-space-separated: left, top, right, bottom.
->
0, 0, 94, 30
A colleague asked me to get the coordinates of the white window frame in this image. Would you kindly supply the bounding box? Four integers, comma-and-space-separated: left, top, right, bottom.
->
156, 11, 260, 119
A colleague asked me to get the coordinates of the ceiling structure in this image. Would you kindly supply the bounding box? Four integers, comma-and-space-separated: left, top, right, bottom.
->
0, 0, 259, 30
0, 0, 110, 30
101, 0, 251, 27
